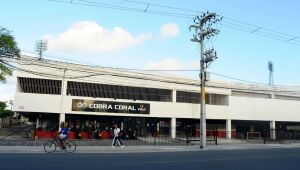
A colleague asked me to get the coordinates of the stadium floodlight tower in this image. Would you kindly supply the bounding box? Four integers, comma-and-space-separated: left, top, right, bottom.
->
35, 40, 47, 60
268, 61, 274, 86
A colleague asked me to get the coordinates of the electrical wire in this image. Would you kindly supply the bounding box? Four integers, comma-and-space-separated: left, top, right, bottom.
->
3, 56, 200, 86
47, 0, 300, 46
5, 54, 300, 89
3, 56, 300, 95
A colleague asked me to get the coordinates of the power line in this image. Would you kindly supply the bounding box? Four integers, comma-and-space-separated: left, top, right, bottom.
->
119, 0, 300, 43
48, 0, 193, 19
13, 52, 300, 88
47, 0, 300, 46
22, 49, 200, 72
223, 16, 300, 43
121, 0, 199, 13
220, 20, 300, 46
209, 72, 270, 86
4, 55, 300, 93
3, 55, 300, 95
5, 56, 200, 86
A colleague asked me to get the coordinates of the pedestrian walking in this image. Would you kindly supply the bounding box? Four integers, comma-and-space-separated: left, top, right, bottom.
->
111, 124, 124, 148
88, 122, 95, 139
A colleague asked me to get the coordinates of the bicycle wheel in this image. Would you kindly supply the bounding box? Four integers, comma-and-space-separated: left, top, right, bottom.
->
43, 140, 57, 153
64, 141, 76, 153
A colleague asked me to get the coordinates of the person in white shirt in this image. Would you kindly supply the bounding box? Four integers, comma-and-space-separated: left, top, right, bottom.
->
111, 124, 124, 147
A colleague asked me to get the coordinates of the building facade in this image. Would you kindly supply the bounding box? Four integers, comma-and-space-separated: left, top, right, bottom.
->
12, 56, 300, 139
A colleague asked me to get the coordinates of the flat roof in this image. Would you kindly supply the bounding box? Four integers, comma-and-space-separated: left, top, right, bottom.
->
9, 55, 300, 97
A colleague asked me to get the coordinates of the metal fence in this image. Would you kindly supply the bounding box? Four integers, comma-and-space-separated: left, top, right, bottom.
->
3, 124, 300, 146
0, 124, 188, 146
263, 129, 300, 144
228, 129, 300, 144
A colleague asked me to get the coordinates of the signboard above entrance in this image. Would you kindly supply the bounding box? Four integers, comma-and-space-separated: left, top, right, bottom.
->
72, 99, 150, 114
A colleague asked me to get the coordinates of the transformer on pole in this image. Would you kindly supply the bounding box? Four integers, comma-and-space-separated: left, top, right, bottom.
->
189, 12, 222, 149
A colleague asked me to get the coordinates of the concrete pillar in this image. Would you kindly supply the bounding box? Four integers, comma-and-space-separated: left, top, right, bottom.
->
172, 90, 176, 103
156, 122, 160, 137
35, 117, 40, 139
250, 124, 255, 132
226, 119, 232, 139
121, 121, 124, 130
171, 118, 176, 138
61, 69, 67, 96
270, 121, 276, 140
60, 69, 67, 115
36, 118, 39, 129
59, 113, 65, 130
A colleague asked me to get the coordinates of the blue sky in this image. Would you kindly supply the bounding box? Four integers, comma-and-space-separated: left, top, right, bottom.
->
1, 0, 300, 101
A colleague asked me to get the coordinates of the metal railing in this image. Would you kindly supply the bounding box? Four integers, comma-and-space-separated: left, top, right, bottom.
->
263, 129, 300, 144
2, 126, 300, 146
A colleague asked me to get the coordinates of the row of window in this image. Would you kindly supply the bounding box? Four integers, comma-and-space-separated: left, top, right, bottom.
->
18, 77, 299, 104
176, 91, 229, 105
15, 77, 233, 105
67, 81, 172, 102
18, 77, 62, 95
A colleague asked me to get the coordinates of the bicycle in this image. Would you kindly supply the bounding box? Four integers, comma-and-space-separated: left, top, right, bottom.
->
43, 136, 77, 153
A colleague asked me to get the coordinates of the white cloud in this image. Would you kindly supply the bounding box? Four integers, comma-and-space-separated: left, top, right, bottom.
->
44, 21, 152, 53
145, 58, 181, 74
159, 23, 180, 39
145, 58, 200, 77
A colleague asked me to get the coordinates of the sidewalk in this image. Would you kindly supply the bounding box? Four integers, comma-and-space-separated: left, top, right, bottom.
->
1, 143, 300, 153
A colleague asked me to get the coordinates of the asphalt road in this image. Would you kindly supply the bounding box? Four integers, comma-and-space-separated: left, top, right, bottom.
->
1, 148, 300, 170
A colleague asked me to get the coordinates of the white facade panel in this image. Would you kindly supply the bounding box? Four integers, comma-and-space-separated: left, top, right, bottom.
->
273, 99, 300, 121
229, 96, 300, 122
13, 93, 62, 113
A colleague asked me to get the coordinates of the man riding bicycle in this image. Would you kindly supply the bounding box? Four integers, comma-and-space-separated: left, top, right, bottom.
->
57, 122, 68, 149
44, 122, 76, 153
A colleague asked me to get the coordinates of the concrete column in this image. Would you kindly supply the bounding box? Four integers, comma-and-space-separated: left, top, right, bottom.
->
35, 117, 40, 139
156, 122, 160, 137
60, 69, 67, 115
171, 118, 176, 138
61, 69, 67, 96
250, 125, 255, 132
172, 90, 176, 103
270, 121, 276, 140
59, 113, 65, 130
36, 118, 40, 129
226, 119, 231, 139
121, 121, 124, 130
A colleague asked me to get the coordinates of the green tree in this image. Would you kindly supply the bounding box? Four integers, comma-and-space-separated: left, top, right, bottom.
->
0, 27, 20, 82
0, 101, 13, 119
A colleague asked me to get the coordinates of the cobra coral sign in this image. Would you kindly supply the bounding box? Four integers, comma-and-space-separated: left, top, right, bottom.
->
72, 99, 150, 114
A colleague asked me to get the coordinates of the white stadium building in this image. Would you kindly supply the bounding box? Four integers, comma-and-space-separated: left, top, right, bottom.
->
11, 56, 300, 140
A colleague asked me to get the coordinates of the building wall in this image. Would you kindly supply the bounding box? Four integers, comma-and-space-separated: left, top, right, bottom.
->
229, 96, 300, 122
13, 91, 300, 122
13, 93, 62, 113
12, 58, 300, 123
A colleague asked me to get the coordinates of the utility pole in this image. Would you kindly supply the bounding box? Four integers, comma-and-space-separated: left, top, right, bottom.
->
189, 12, 222, 149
